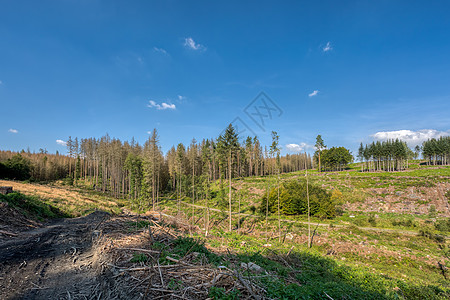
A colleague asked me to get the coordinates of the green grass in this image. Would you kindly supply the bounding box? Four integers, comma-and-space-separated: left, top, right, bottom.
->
196, 227, 450, 299
0, 192, 70, 220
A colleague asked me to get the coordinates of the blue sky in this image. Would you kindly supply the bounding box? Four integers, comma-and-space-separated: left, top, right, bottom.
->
1, 0, 450, 155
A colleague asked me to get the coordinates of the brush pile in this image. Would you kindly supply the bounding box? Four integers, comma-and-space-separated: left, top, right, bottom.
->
96, 212, 269, 299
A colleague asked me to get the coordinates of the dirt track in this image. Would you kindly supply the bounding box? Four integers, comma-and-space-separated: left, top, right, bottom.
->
0, 211, 129, 300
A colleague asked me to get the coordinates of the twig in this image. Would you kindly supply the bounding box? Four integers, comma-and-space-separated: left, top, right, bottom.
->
119, 247, 160, 254
0, 230, 17, 236
287, 246, 294, 256
166, 256, 195, 267
234, 269, 260, 300
157, 260, 165, 287
148, 225, 154, 244
324, 291, 334, 300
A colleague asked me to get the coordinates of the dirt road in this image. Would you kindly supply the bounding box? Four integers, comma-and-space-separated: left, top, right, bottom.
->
0, 211, 125, 300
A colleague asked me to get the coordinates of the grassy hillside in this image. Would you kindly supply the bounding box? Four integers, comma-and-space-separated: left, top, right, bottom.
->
2, 161, 449, 299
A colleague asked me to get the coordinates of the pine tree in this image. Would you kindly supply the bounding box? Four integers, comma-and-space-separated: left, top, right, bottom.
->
217, 124, 239, 231
315, 135, 326, 172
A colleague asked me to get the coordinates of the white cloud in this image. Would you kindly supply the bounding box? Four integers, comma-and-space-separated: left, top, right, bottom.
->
8, 128, 18, 134
147, 100, 176, 110
308, 90, 319, 97
177, 95, 187, 103
184, 37, 205, 51
323, 42, 332, 52
56, 139, 67, 146
286, 143, 314, 153
153, 47, 168, 55
372, 129, 450, 146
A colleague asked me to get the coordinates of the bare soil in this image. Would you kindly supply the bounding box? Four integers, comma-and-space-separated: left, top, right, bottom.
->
344, 182, 450, 216
0, 211, 124, 299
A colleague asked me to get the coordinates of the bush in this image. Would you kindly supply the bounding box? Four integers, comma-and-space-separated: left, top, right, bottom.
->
435, 218, 450, 233
391, 218, 416, 228
259, 180, 336, 218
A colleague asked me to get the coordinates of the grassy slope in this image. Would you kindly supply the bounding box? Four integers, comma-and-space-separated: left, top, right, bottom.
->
1, 162, 449, 299
156, 161, 450, 298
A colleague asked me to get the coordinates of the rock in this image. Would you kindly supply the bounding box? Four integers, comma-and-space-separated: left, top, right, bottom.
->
285, 233, 294, 240
241, 262, 264, 273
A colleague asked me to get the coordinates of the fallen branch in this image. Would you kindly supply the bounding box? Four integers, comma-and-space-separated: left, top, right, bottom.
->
0, 230, 17, 236
119, 247, 160, 254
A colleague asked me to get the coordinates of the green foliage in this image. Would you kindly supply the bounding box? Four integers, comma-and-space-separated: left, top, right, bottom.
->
130, 253, 149, 263
208, 287, 240, 300
391, 218, 416, 228
361, 139, 413, 172
169, 237, 222, 265
0, 192, 69, 220
429, 205, 437, 218
434, 218, 450, 233
62, 176, 74, 186
126, 220, 152, 230
260, 180, 336, 218
419, 226, 445, 243
422, 136, 450, 165
0, 154, 32, 180
167, 278, 184, 291
318, 146, 354, 171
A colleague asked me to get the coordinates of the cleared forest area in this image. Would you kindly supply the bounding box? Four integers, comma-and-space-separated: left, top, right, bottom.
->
1, 157, 449, 299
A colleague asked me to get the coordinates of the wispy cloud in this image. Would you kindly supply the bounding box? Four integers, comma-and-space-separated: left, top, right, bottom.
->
371, 129, 450, 146
56, 139, 67, 146
153, 47, 168, 55
308, 90, 319, 97
184, 37, 206, 51
0, 80, 3, 85
177, 95, 187, 103
323, 42, 332, 52
286, 143, 314, 153
147, 100, 176, 110
8, 128, 18, 134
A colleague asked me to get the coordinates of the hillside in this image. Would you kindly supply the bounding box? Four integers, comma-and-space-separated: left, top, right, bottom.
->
0, 162, 449, 299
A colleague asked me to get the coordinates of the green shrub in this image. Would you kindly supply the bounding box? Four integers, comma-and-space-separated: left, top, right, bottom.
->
259, 180, 336, 218
429, 205, 437, 218
435, 218, 450, 233
391, 218, 416, 228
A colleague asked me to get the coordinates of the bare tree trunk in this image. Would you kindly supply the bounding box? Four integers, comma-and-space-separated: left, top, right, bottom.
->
228, 154, 232, 232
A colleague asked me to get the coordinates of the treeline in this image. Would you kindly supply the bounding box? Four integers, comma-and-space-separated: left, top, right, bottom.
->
0, 150, 69, 181
62, 126, 312, 209
422, 136, 450, 165
357, 139, 414, 172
